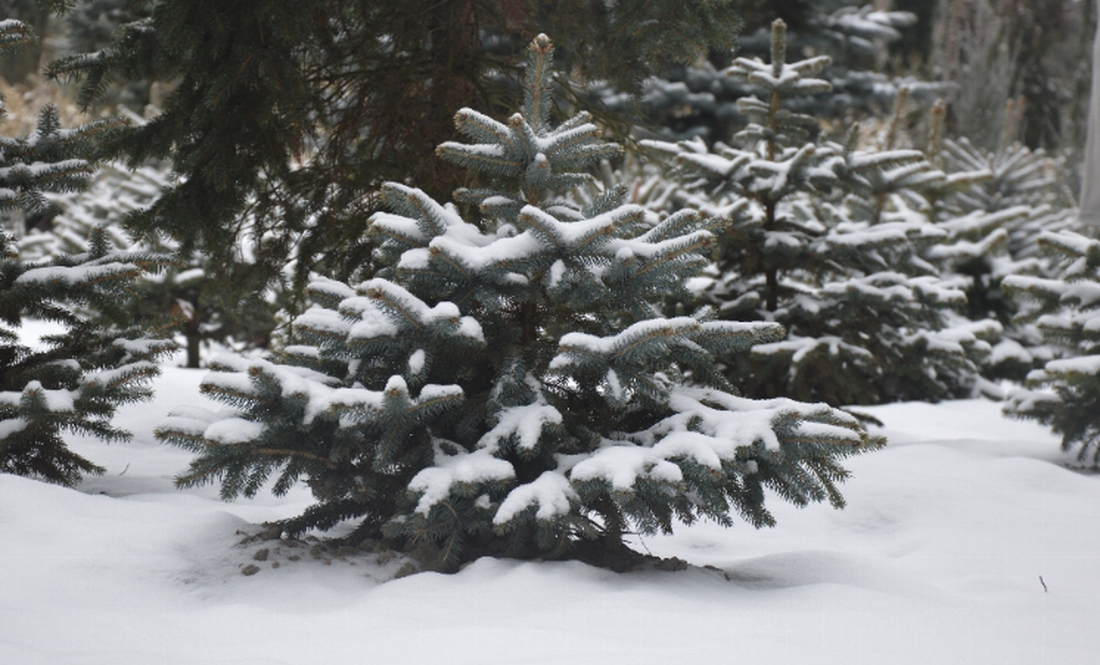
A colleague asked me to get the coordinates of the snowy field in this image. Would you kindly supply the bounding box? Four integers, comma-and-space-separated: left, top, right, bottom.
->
2, 361, 1099, 664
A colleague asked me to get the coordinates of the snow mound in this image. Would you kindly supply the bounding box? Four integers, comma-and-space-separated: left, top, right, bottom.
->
1, 368, 1097, 665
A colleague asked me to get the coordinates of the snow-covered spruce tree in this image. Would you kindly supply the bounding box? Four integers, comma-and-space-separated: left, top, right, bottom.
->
917, 100, 1080, 383
157, 35, 881, 570
641, 20, 982, 407
0, 18, 173, 485
17, 160, 166, 261
1003, 231, 1100, 466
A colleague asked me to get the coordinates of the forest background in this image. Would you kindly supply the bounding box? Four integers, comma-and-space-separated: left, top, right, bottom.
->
0, 0, 1091, 365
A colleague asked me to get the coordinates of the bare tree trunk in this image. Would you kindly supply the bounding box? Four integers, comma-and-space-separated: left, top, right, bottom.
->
1081, 0, 1100, 225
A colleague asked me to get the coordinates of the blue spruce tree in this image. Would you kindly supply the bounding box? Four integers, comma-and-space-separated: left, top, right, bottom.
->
591, 2, 946, 146
157, 35, 881, 570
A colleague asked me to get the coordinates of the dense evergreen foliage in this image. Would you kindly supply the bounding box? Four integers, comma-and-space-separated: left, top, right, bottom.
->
59, 0, 153, 108
157, 37, 881, 570
593, 1, 946, 145
0, 17, 172, 485
44, 0, 744, 302
925, 114, 1078, 382
17, 159, 279, 368
0, 0, 47, 83
1004, 231, 1100, 466
642, 20, 989, 407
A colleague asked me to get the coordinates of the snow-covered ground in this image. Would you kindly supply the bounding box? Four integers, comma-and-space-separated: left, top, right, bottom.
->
2, 366, 1098, 664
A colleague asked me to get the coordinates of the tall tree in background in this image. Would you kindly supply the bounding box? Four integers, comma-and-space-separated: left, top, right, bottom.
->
44, 1, 744, 313
933, 0, 1092, 154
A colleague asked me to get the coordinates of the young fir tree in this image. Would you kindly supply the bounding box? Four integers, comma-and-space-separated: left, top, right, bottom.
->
916, 99, 1079, 384
0, 18, 173, 485
17, 160, 166, 261
157, 36, 881, 570
1003, 230, 1100, 466
642, 20, 984, 407
893, 97, 1082, 389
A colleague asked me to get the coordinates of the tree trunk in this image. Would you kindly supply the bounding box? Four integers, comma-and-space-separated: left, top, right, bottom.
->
185, 323, 202, 369
763, 200, 779, 312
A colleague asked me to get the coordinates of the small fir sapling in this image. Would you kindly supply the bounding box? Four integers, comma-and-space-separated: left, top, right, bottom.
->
157, 35, 882, 570
885, 99, 1079, 390
642, 20, 983, 406
820, 94, 1076, 398
0, 18, 174, 485
1003, 231, 1100, 466
17, 160, 168, 261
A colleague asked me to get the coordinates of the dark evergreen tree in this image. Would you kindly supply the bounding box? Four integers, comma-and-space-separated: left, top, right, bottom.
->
1003, 230, 1100, 466
44, 0, 745, 312
0, 17, 173, 485
157, 36, 881, 570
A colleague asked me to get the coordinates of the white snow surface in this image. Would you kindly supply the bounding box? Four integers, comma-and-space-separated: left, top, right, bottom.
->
2, 368, 1098, 664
